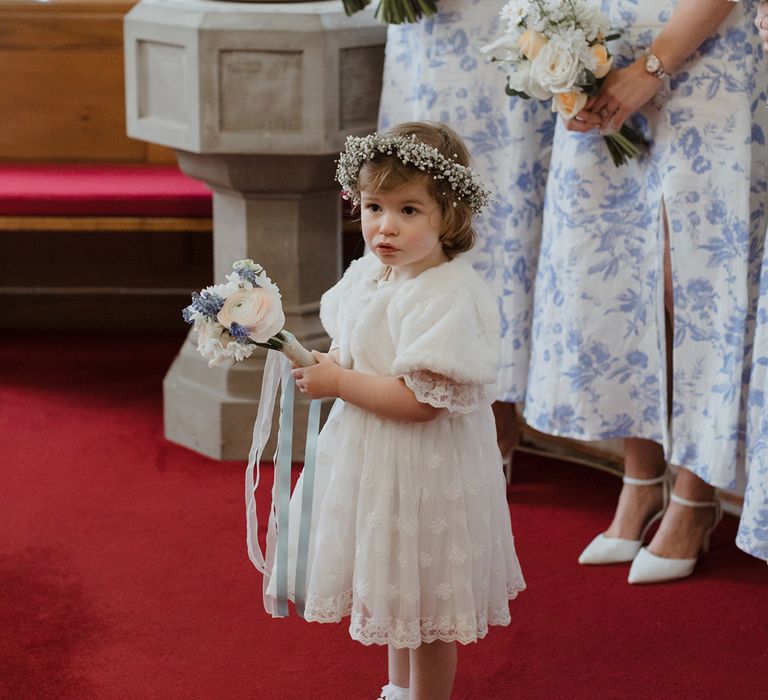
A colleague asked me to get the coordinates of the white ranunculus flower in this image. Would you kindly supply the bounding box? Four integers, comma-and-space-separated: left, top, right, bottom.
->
217, 287, 285, 343
530, 38, 583, 94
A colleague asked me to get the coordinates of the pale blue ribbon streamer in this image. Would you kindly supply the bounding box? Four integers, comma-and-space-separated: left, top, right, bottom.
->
294, 398, 322, 618
244, 349, 323, 619
274, 361, 294, 618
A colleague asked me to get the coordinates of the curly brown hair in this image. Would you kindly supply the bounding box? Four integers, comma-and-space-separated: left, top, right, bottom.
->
354, 121, 478, 256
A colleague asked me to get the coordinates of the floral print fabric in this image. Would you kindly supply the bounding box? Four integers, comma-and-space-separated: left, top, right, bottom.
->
523, 0, 768, 560
378, 0, 556, 402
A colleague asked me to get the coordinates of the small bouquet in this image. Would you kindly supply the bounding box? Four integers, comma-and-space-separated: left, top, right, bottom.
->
481, 0, 649, 166
341, 0, 438, 24
182, 259, 315, 368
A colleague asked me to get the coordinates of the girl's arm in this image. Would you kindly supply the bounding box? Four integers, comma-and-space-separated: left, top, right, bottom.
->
568, 0, 738, 133
292, 351, 441, 423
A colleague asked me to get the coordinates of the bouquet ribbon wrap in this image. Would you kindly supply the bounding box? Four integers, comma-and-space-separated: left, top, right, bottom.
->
245, 350, 322, 618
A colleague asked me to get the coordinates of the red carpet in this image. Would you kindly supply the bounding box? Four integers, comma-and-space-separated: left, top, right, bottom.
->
2, 333, 767, 700
0, 165, 212, 217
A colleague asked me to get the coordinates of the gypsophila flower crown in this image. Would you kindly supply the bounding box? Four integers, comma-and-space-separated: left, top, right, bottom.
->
335, 132, 491, 214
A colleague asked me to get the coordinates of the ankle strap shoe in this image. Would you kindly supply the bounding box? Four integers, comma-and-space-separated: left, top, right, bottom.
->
578, 471, 672, 565
627, 494, 722, 584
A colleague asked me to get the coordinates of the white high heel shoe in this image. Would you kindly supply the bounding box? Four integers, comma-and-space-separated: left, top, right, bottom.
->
578, 471, 671, 565
627, 493, 723, 584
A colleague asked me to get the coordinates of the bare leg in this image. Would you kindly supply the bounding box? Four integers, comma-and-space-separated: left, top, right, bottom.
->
647, 467, 717, 559
409, 641, 457, 700
604, 203, 673, 541
603, 437, 667, 539
492, 400, 520, 460
645, 204, 718, 559
388, 645, 410, 689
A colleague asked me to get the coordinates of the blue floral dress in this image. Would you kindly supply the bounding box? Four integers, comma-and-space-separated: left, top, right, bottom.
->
745, 251, 768, 561
378, 0, 556, 402
524, 0, 768, 561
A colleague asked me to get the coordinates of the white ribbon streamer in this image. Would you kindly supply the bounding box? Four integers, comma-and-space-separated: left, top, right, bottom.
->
245, 350, 283, 572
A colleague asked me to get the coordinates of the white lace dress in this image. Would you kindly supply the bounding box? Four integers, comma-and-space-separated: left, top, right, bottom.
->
278, 253, 525, 648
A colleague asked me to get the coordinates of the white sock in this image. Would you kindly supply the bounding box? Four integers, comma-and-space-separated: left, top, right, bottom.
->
380, 681, 411, 699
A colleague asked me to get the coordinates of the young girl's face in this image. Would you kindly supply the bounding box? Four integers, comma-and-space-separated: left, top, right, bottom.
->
360, 179, 449, 280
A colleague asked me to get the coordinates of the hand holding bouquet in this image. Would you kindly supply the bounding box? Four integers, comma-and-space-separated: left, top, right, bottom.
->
482, 0, 649, 166
341, 0, 438, 24
182, 260, 315, 368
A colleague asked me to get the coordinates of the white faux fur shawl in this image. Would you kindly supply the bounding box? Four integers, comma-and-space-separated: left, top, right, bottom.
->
320, 253, 500, 386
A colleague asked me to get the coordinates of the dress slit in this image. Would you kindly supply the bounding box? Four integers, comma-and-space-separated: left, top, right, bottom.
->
657, 194, 673, 457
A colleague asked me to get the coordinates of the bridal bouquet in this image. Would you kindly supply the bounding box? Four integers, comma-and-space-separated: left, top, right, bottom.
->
481, 0, 648, 166
341, 0, 438, 24
182, 259, 315, 368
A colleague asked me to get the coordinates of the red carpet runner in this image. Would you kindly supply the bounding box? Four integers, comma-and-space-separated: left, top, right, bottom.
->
1, 333, 766, 699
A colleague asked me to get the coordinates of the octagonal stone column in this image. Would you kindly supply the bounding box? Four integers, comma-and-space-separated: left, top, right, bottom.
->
124, 0, 386, 459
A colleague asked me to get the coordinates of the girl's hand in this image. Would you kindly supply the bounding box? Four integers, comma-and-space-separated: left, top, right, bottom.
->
565, 60, 662, 133
292, 351, 341, 399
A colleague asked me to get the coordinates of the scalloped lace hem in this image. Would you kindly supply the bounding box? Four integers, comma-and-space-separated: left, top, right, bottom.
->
304, 589, 354, 622
403, 371, 482, 414
303, 587, 523, 648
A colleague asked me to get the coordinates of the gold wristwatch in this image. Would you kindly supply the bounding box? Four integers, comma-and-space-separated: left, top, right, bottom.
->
644, 51, 667, 80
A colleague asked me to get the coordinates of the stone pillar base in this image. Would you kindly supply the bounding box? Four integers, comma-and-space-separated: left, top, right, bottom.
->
124, 0, 386, 461
164, 329, 326, 460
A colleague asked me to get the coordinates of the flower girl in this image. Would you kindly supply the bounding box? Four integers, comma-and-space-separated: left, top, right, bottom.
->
282, 122, 525, 699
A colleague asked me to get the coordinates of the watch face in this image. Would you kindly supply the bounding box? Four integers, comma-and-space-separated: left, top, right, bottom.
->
646, 54, 661, 73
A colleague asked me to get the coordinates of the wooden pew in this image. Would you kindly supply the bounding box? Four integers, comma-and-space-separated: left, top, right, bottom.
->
0, 0, 213, 329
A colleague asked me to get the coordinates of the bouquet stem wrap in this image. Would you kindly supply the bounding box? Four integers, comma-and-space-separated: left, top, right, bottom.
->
245, 350, 322, 618
279, 331, 316, 368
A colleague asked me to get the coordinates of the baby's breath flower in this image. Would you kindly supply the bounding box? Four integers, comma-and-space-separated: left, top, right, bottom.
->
335, 132, 491, 214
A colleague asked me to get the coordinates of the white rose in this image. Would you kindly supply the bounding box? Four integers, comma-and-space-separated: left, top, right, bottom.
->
530, 39, 582, 93
506, 61, 551, 100
216, 288, 285, 342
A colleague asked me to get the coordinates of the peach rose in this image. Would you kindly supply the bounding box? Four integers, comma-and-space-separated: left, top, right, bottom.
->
590, 44, 614, 79
517, 28, 548, 60
217, 288, 285, 343
552, 90, 589, 120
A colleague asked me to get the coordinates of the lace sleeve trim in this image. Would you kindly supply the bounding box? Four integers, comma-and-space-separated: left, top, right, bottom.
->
403, 370, 481, 414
